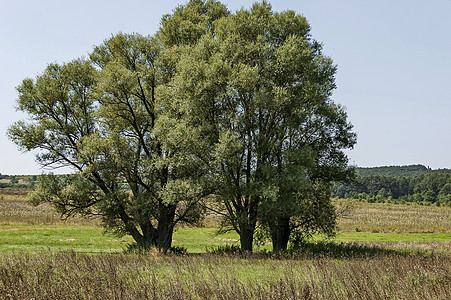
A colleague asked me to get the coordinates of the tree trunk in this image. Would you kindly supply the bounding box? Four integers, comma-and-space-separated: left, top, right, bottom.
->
237, 205, 258, 253
131, 204, 176, 251
155, 203, 176, 250
239, 226, 255, 253
270, 217, 291, 253
155, 220, 175, 251
226, 196, 259, 253
133, 223, 174, 250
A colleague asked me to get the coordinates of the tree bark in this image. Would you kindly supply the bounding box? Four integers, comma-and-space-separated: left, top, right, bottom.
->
239, 226, 255, 253
155, 220, 175, 251
270, 216, 291, 253
236, 202, 258, 253
131, 204, 176, 251
155, 203, 176, 250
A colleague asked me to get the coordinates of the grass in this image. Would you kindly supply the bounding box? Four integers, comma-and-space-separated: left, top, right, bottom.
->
1, 225, 449, 254
334, 232, 451, 243
0, 192, 98, 226
0, 192, 450, 253
0, 251, 449, 299
0, 225, 238, 253
0, 225, 131, 252
1, 190, 450, 298
173, 227, 239, 253
334, 200, 451, 234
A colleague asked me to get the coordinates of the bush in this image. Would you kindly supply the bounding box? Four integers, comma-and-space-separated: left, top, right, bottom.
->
288, 241, 399, 258
124, 242, 187, 255
205, 244, 242, 255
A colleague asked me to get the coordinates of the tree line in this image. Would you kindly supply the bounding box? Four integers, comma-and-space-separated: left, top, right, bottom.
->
356, 164, 451, 177
8, 0, 355, 252
0, 175, 37, 188
333, 166, 451, 205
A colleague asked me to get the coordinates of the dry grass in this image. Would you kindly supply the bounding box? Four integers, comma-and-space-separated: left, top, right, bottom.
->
0, 251, 449, 299
0, 190, 99, 226
335, 200, 451, 234
2, 191, 449, 233
360, 241, 451, 255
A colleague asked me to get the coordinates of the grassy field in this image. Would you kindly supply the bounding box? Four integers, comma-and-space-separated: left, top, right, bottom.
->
0, 189, 450, 298
1, 225, 449, 254
0, 189, 99, 226
335, 199, 451, 233
0, 191, 450, 253
0, 251, 449, 299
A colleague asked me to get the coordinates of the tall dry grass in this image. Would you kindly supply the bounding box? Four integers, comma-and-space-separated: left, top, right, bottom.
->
0, 191, 99, 226
2, 191, 449, 232
0, 251, 449, 299
335, 200, 451, 233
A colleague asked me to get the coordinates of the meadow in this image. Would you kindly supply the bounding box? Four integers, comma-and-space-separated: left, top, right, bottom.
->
0, 189, 450, 299
1, 191, 449, 253
1, 251, 449, 299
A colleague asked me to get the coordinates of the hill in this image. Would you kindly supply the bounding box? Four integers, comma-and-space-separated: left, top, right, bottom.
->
356, 164, 451, 177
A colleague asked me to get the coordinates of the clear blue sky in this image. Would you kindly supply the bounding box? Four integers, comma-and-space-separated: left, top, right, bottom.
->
1, 0, 450, 175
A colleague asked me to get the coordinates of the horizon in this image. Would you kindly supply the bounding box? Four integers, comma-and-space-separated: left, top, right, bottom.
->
2, 163, 450, 176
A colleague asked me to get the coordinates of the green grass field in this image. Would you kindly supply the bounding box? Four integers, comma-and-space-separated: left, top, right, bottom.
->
0, 191, 450, 253
1, 225, 449, 253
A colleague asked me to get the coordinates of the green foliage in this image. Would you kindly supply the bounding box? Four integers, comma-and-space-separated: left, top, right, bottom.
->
0, 175, 40, 188
205, 244, 242, 254
158, 0, 229, 47
165, 1, 355, 252
9, 1, 356, 253
9, 33, 209, 250
356, 164, 451, 177
333, 169, 451, 206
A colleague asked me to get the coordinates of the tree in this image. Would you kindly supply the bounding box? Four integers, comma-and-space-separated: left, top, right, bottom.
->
438, 183, 451, 205
9, 1, 356, 252
8, 37, 205, 251
8, 1, 230, 251
167, 2, 356, 252
88, 32, 209, 249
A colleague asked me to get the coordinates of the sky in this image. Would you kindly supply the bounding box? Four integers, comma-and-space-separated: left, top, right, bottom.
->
1, 0, 450, 175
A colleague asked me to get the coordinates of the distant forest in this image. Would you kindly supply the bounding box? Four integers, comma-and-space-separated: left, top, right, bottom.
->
0, 174, 36, 189
333, 165, 451, 206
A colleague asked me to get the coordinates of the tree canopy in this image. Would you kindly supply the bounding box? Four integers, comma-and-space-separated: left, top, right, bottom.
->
8, 0, 356, 252
164, 1, 356, 251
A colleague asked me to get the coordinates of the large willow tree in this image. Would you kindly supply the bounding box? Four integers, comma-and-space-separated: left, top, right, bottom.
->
166, 1, 356, 252
9, 1, 355, 252
8, 0, 229, 250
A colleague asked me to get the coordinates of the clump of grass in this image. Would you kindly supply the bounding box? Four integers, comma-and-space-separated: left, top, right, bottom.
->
205, 244, 242, 255
362, 241, 451, 255
124, 243, 188, 255
288, 241, 399, 258
0, 251, 449, 299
